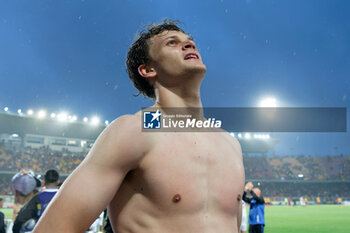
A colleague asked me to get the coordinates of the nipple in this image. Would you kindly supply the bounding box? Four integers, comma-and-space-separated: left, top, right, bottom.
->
172, 194, 182, 203
237, 194, 241, 201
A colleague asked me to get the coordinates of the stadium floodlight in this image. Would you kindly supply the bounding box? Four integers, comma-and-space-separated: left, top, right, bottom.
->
105, 120, 109, 125
17, 109, 22, 114
265, 134, 270, 139
72, 115, 77, 121
37, 110, 47, 119
83, 117, 88, 123
4, 107, 8, 112
298, 174, 304, 178
27, 109, 34, 115
238, 133, 242, 138
244, 133, 251, 139
57, 112, 68, 122
91, 116, 100, 126
50, 113, 56, 118
229, 132, 235, 137
81, 140, 87, 147
259, 97, 277, 107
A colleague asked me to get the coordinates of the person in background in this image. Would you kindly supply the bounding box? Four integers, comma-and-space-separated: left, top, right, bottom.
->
243, 182, 265, 233
0, 198, 6, 233
11, 170, 37, 221
337, 196, 342, 207
13, 170, 60, 233
316, 196, 321, 205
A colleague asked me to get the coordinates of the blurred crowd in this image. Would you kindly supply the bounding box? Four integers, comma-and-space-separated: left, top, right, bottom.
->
244, 154, 350, 180
259, 181, 350, 201
0, 146, 85, 175
0, 144, 349, 199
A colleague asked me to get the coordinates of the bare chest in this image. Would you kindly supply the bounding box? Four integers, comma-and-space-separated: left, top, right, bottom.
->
135, 133, 245, 214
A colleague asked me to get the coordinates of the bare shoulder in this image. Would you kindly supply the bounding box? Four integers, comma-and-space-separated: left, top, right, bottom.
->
219, 130, 243, 158
84, 113, 148, 171
32, 114, 148, 233
106, 114, 141, 138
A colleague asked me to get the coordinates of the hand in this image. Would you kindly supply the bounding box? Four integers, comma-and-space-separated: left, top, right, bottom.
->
20, 169, 28, 175
245, 182, 253, 191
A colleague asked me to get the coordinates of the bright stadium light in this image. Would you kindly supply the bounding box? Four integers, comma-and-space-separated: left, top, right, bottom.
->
37, 110, 47, 119
72, 115, 77, 122
17, 109, 22, 114
238, 133, 242, 138
259, 97, 277, 107
105, 120, 109, 125
27, 109, 34, 115
298, 174, 304, 178
83, 117, 88, 123
50, 113, 56, 118
4, 107, 8, 112
244, 133, 251, 139
57, 112, 68, 122
91, 116, 100, 126
229, 132, 235, 137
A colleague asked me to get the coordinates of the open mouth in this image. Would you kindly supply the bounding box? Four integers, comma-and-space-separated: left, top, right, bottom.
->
184, 53, 199, 60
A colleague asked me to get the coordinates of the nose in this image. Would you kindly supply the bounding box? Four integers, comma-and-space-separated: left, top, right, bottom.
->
182, 40, 196, 51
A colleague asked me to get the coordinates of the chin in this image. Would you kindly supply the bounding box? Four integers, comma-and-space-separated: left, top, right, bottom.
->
188, 64, 207, 75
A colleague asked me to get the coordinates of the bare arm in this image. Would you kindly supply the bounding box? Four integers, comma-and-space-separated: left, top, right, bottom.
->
33, 115, 147, 233
251, 191, 265, 204
242, 191, 251, 203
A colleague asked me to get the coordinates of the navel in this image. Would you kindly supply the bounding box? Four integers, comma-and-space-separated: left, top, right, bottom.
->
172, 194, 182, 203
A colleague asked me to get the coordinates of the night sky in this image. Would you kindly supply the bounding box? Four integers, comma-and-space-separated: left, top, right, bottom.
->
1, 0, 349, 155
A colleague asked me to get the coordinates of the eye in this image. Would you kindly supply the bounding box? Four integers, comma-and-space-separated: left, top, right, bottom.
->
166, 40, 177, 46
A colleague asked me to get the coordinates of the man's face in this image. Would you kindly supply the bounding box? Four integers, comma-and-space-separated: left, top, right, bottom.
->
148, 30, 206, 81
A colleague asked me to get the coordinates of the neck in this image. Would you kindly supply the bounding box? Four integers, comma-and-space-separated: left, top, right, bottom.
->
154, 84, 202, 109
153, 85, 204, 119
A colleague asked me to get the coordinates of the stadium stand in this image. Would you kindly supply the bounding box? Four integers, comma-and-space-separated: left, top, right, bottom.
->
0, 143, 349, 203
0, 112, 349, 205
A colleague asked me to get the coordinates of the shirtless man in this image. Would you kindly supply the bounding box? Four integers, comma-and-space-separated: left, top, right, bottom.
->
33, 20, 245, 233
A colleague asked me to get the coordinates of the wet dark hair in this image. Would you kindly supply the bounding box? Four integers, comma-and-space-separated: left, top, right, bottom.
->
126, 19, 185, 99
44, 169, 59, 184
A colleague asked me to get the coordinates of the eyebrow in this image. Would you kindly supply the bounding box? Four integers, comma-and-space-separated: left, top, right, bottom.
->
162, 35, 194, 44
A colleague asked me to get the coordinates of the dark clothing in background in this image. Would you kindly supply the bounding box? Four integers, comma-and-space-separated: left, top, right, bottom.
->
0, 211, 6, 233
13, 188, 58, 233
243, 190, 265, 233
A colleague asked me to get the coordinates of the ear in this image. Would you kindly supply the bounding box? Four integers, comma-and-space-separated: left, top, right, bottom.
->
138, 64, 157, 80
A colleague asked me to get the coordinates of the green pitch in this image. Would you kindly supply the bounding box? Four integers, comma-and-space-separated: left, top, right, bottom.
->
1, 208, 13, 220
263, 205, 350, 233
2, 205, 350, 232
